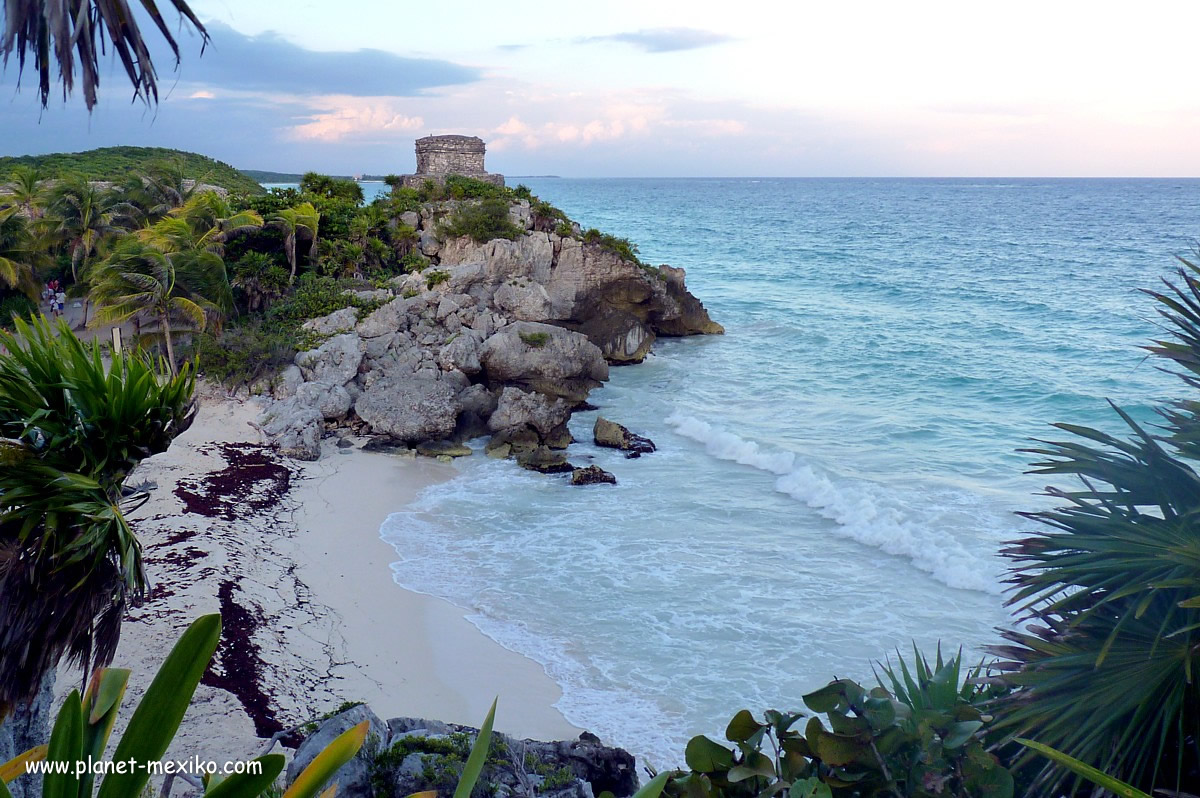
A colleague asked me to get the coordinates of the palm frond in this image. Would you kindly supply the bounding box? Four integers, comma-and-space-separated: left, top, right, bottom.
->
0, 0, 209, 110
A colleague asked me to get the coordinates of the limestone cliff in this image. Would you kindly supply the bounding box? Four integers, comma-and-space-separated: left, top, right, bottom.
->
258, 196, 721, 468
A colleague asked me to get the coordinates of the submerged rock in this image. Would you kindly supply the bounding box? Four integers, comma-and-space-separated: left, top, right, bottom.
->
415, 440, 472, 458
515, 446, 573, 473
593, 417, 656, 458
571, 465, 617, 486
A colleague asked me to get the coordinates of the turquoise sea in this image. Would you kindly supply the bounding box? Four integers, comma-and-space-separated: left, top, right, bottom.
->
368, 178, 1200, 766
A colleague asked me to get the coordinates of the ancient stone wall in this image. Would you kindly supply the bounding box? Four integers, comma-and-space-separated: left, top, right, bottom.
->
415, 135, 487, 175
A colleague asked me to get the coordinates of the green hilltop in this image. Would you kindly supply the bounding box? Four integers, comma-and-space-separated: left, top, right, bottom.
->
0, 146, 265, 195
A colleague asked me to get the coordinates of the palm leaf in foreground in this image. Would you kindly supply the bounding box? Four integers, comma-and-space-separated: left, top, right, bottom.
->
0, 0, 209, 110
990, 259, 1200, 794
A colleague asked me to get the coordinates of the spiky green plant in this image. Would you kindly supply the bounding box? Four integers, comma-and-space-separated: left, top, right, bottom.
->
0, 316, 195, 714
990, 255, 1200, 793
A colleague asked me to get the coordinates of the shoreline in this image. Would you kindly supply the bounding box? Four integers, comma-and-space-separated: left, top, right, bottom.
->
96, 387, 577, 764
287, 437, 580, 740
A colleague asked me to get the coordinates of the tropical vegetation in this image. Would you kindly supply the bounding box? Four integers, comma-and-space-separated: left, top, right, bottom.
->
0, 317, 196, 714
0, 148, 264, 197
983, 255, 1200, 794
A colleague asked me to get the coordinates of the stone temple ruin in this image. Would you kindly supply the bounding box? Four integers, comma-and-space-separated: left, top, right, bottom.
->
396, 135, 505, 189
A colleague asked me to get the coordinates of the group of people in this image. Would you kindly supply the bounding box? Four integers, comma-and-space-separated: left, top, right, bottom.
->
43, 279, 67, 318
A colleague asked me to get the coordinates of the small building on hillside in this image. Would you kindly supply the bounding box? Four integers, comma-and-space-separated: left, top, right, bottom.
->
396, 135, 504, 189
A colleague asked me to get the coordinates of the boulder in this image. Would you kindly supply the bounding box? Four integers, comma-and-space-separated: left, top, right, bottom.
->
296, 381, 353, 421
355, 375, 461, 443
594, 417, 656, 458
301, 306, 359, 337
292, 709, 638, 798
485, 426, 540, 460
356, 297, 408, 339
418, 229, 441, 256
399, 210, 421, 229
273, 364, 304, 399
437, 333, 482, 375
295, 333, 364, 386
571, 465, 617, 486
488, 387, 571, 437
288, 705, 387, 798
481, 322, 608, 402
509, 199, 533, 230
259, 399, 323, 460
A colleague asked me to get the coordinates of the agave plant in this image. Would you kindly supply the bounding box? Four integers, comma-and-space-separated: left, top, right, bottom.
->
0, 614, 369, 798
0, 316, 196, 713
990, 256, 1200, 793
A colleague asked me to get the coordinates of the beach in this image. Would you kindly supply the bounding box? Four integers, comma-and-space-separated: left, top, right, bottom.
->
93, 387, 576, 765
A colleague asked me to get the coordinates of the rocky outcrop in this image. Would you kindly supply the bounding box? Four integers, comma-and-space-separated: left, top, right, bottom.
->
293, 705, 638, 798
288, 704, 387, 798
593, 418, 656, 458
258, 193, 719, 472
571, 465, 617, 486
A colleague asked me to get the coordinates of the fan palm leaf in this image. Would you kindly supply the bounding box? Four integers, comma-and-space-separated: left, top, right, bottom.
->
991, 259, 1200, 794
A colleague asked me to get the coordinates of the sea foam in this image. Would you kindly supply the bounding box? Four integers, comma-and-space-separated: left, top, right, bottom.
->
665, 412, 1004, 594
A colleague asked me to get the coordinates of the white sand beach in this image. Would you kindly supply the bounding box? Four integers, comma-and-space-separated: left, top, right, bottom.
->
93, 387, 576, 765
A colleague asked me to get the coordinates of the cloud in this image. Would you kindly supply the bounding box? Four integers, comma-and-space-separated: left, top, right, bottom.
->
287, 100, 424, 141
576, 27, 734, 53
164, 21, 480, 97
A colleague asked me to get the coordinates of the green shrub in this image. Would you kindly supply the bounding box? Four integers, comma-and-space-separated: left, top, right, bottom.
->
519, 331, 549, 348
417, 179, 445, 203
582, 228, 642, 264
0, 293, 37, 329
185, 320, 297, 389
266, 273, 356, 326
445, 174, 510, 201
387, 187, 422, 214
400, 252, 430, 273
663, 648, 1012, 798
426, 270, 450, 287
530, 198, 568, 224
554, 221, 576, 239
440, 199, 524, 243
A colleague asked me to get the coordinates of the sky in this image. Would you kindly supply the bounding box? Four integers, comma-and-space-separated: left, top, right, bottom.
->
1, 0, 1199, 176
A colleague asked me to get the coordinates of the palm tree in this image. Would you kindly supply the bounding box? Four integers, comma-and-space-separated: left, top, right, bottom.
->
0, 1, 208, 110
149, 191, 264, 257
991, 256, 1200, 794
90, 241, 223, 374
0, 207, 41, 300
4, 165, 47, 219
271, 202, 321, 283
0, 316, 195, 714
42, 175, 117, 283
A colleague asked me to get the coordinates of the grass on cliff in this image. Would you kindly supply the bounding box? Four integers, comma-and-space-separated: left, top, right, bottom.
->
0, 146, 265, 195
